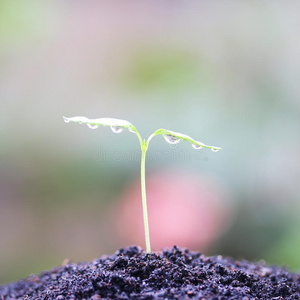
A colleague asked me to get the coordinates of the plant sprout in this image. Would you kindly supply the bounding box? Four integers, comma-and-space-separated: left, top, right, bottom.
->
63, 116, 221, 253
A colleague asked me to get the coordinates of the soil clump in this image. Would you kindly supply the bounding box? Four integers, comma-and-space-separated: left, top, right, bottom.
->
1, 246, 299, 299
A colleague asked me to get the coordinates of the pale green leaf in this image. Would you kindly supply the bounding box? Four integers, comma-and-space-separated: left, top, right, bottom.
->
63, 116, 136, 132
153, 128, 221, 151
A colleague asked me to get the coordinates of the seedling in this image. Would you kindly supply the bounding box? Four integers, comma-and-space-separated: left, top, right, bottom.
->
63, 116, 221, 253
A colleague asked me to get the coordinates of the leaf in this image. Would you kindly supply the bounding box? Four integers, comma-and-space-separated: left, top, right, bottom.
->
153, 128, 222, 151
63, 116, 136, 131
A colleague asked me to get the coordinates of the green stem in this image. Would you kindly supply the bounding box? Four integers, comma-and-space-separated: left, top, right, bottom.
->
141, 141, 151, 253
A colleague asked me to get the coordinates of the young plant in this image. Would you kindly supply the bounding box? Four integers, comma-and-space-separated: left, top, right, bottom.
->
63, 116, 221, 253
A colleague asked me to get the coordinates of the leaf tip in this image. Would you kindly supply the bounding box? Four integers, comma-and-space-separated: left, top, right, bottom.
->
63, 116, 70, 123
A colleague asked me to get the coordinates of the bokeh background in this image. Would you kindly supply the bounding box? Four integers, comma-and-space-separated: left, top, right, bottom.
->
1, 0, 300, 284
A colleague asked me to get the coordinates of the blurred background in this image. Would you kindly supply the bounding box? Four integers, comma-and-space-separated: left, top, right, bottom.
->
1, 0, 300, 284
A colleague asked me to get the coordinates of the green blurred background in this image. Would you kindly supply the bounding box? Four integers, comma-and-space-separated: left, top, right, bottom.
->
1, 0, 300, 284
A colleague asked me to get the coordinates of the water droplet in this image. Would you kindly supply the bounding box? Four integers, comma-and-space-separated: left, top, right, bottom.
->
192, 144, 203, 150
128, 127, 135, 133
211, 148, 219, 152
87, 124, 99, 129
163, 134, 181, 144
64, 118, 70, 123
111, 126, 123, 133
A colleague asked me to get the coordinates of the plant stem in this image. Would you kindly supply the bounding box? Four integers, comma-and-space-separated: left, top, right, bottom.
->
141, 141, 151, 253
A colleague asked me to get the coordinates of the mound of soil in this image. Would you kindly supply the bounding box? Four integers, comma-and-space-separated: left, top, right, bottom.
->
1, 246, 299, 299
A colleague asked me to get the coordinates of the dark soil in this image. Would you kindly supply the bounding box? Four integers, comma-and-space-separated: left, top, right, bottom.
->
1, 246, 299, 299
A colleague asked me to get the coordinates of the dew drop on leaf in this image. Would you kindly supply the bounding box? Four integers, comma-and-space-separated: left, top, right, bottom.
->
128, 127, 135, 133
211, 148, 219, 152
87, 124, 99, 129
192, 144, 203, 150
163, 134, 182, 144
111, 126, 124, 133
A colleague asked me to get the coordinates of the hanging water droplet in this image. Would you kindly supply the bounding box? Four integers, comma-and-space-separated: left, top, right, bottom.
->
128, 127, 135, 133
87, 124, 99, 129
64, 118, 70, 123
163, 134, 181, 144
111, 126, 123, 133
192, 144, 203, 150
211, 148, 219, 152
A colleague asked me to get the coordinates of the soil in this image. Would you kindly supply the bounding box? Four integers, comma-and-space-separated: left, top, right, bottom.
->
0, 246, 299, 299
